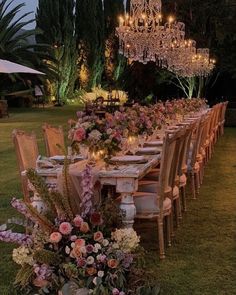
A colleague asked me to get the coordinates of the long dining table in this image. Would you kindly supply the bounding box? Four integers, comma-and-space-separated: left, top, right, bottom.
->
35, 152, 161, 228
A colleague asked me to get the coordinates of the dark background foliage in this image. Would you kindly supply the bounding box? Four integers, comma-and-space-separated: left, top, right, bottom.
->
1, 0, 236, 104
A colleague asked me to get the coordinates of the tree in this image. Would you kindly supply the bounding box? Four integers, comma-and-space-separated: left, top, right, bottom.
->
76, 0, 105, 90
103, 0, 126, 85
36, 0, 78, 103
0, 0, 41, 66
163, 0, 236, 99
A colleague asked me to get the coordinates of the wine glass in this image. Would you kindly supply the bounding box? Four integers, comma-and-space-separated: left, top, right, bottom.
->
129, 137, 139, 155
138, 134, 144, 148
80, 144, 89, 159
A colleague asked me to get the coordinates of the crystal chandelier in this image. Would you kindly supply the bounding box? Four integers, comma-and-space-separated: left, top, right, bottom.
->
116, 0, 216, 77
116, 0, 185, 66
167, 41, 216, 77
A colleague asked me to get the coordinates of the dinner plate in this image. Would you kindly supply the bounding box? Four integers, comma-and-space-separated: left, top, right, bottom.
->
136, 147, 161, 155
109, 155, 148, 165
144, 140, 163, 147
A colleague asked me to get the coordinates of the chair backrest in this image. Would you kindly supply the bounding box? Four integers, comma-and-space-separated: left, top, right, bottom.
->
12, 129, 39, 201
42, 123, 65, 157
189, 116, 203, 167
221, 101, 228, 123
198, 112, 211, 152
12, 129, 39, 172
178, 121, 197, 175
158, 128, 185, 210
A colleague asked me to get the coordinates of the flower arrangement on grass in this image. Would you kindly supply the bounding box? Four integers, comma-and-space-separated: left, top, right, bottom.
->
0, 166, 143, 295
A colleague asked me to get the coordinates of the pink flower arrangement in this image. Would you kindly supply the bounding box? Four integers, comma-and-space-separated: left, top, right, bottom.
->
73, 215, 83, 227
59, 222, 73, 235
94, 231, 104, 242
49, 232, 62, 243
73, 127, 86, 142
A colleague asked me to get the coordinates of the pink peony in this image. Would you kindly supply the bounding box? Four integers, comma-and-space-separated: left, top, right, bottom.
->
33, 278, 49, 288
75, 238, 85, 248
80, 222, 90, 233
94, 231, 104, 242
49, 232, 62, 243
73, 215, 83, 227
86, 244, 94, 253
77, 257, 86, 267
73, 127, 86, 142
59, 222, 72, 235
90, 212, 103, 226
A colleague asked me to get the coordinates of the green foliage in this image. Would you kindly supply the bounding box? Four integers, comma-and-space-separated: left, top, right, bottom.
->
103, 0, 126, 85
14, 264, 34, 288
0, 0, 53, 94
76, 0, 105, 89
33, 249, 61, 266
26, 169, 57, 215
136, 285, 161, 295
163, 0, 236, 87
36, 0, 78, 102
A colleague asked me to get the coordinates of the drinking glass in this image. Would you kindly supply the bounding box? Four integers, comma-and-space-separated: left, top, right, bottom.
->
80, 144, 89, 159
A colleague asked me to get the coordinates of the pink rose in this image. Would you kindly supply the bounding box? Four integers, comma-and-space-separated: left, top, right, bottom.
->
75, 238, 85, 248
86, 244, 94, 253
73, 215, 83, 227
33, 278, 49, 288
94, 231, 104, 242
73, 127, 86, 142
59, 222, 72, 235
77, 257, 86, 267
49, 232, 62, 243
80, 222, 90, 233
90, 212, 103, 226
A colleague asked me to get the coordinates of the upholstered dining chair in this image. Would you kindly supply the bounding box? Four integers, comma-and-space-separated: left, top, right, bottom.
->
218, 101, 228, 138
12, 129, 39, 201
177, 121, 197, 212
187, 115, 208, 198
132, 128, 185, 259
42, 123, 65, 157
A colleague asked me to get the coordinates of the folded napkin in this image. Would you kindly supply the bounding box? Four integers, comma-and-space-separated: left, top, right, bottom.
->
144, 140, 163, 147
109, 155, 147, 164
136, 147, 161, 155
36, 155, 55, 169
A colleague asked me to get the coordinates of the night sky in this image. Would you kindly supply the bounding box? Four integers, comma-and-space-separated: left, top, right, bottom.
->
13, 0, 38, 29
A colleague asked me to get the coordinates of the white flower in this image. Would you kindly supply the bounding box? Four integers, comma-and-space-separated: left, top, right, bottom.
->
86, 256, 95, 265
97, 270, 104, 278
80, 246, 87, 254
102, 239, 109, 247
81, 122, 92, 130
12, 246, 34, 266
65, 246, 71, 255
88, 130, 102, 142
71, 242, 75, 248
93, 277, 98, 285
93, 248, 98, 253
106, 128, 113, 135
111, 228, 140, 253
94, 243, 102, 250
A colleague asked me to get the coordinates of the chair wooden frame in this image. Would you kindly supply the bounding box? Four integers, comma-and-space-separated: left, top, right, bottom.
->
42, 123, 65, 157
12, 129, 39, 201
133, 128, 185, 259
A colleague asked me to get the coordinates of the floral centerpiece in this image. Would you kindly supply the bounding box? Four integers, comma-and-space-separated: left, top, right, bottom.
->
68, 111, 123, 158
0, 166, 143, 295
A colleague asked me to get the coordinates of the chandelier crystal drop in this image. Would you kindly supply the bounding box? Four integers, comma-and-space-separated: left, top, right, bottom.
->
116, 0, 185, 65
116, 0, 216, 77
167, 41, 216, 77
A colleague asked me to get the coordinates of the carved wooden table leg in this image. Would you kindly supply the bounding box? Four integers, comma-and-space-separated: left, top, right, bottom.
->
120, 193, 136, 228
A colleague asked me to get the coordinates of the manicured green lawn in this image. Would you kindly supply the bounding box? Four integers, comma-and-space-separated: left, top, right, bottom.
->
0, 107, 236, 294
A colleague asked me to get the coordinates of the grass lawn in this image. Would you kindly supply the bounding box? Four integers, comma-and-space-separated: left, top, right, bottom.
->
0, 107, 236, 294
